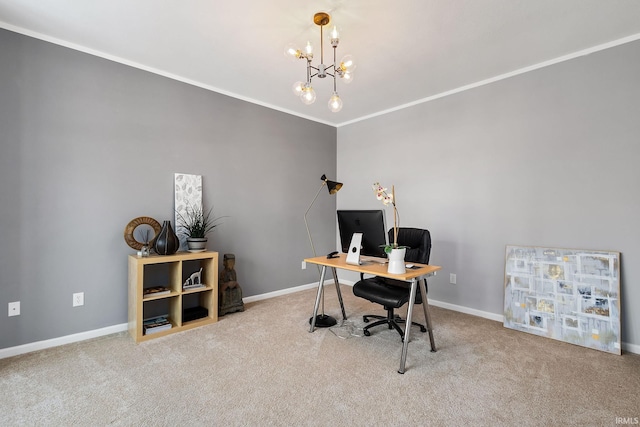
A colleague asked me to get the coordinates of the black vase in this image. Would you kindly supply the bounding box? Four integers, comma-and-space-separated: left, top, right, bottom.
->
153, 220, 179, 255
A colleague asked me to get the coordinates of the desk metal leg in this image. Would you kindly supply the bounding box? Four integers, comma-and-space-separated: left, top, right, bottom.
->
399, 278, 418, 374
419, 279, 437, 352
331, 267, 347, 321
309, 266, 327, 333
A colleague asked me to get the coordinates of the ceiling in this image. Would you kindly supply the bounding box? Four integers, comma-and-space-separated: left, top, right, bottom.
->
1, 0, 640, 127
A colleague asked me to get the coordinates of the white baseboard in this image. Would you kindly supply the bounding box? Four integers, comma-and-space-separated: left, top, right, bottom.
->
338, 280, 639, 354
242, 281, 322, 303
425, 298, 640, 353
338, 279, 503, 321
0, 280, 328, 360
0, 323, 128, 359
2, 282, 638, 358
624, 342, 640, 354
427, 299, 504, 322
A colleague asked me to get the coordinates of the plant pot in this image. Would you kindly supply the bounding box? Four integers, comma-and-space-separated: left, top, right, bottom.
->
387, 248, 406, 274
187, 237, 208, 253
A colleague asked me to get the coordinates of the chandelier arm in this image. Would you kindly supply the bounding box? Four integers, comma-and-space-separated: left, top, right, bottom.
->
320, 24, 324, 65
333, 46, 338, 92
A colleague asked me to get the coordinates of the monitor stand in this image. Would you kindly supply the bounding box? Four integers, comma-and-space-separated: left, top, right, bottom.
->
346, 233, 363, 265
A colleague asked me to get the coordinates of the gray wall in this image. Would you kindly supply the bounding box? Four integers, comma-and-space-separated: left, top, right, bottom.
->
2, 26, 638, 352
0, 29, 337, 349
337, 40, 640, 349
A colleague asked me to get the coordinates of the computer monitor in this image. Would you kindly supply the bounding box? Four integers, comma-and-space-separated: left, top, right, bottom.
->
337, 210, 388, 259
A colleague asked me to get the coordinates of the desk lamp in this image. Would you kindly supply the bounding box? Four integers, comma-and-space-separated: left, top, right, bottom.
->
304, 174, 343, 327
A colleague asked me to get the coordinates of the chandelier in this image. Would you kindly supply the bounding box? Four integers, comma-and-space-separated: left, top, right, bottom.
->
285, 12, 356, 113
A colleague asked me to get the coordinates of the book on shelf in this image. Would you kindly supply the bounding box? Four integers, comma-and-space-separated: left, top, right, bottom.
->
144, 323, 171, 335
143, 286, 171, 298
143, 315, 172, 335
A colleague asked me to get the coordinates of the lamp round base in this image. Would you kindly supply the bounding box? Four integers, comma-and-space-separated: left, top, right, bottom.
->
309, 314, 337, 328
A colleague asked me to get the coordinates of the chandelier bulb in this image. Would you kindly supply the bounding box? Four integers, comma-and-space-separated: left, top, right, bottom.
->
292, 81, 304, 97
300, 84, 316, 105
341, 70, 354, 84
284, 44, 302, 61
305, 41, 313, 56
340, 54, 356, 72
328, 92, 343, 113
330, 26, 340, 47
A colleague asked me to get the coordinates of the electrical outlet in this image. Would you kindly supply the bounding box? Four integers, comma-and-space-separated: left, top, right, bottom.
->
449, 273, 457, 285
8, 301, 20, 316
301, 261, 307, 270
73, 292, 84, 307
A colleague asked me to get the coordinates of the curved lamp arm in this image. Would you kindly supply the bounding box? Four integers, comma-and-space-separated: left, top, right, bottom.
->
304, 174, 343, 259
304, 182, 327, 259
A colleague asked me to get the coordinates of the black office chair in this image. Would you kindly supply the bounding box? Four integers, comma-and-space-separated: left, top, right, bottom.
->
352, 228, 436, 349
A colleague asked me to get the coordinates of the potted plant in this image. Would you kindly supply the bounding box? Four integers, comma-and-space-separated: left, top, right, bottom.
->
176, 204, 224, 252
372, 182, 408, 274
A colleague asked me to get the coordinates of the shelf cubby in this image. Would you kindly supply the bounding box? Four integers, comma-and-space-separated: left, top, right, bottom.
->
128, 251, 219, 343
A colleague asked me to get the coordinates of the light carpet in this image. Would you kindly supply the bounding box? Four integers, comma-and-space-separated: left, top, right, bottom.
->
1, 285, 639, 426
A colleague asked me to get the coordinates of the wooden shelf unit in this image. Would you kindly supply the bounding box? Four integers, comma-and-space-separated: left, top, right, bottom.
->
128, 251, 218, 343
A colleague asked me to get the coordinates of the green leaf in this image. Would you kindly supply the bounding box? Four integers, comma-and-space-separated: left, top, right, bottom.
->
176, 204, 226, 238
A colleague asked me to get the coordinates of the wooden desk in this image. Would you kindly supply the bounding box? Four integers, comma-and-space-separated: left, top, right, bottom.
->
304, 254, 441, 374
